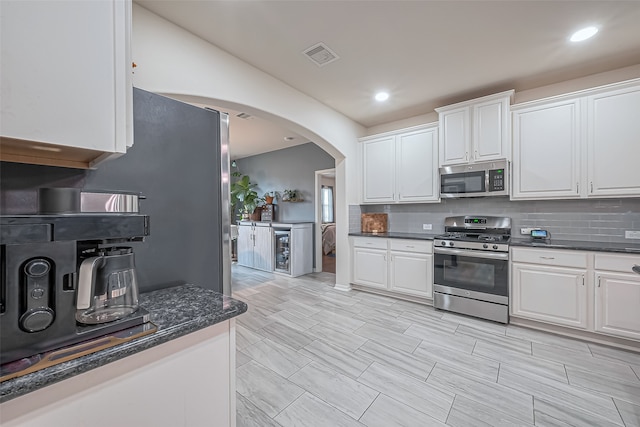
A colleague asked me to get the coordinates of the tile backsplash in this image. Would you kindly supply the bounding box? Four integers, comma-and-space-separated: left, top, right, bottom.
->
351, 197, 640, 243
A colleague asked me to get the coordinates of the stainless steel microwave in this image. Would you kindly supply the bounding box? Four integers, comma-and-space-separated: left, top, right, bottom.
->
440, 160, 508, 198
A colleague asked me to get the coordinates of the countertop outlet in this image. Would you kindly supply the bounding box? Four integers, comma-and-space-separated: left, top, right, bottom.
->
625, 230, 640, 239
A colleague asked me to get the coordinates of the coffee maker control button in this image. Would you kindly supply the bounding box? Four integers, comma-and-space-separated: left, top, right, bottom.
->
31, 288, 46, 299
20, 308, 55, 332
25, 259, 50, 277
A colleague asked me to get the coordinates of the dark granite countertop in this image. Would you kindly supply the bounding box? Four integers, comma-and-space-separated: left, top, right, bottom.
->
349, 232, 438, 240
511, 238, 640, 254
0, 284, 247, 403
349, 232, 640, 254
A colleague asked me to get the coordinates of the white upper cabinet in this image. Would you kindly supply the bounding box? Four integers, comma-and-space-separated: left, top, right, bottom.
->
587, 84, 640, 197
512, 78, 640, 200
436, 90, 514, 166
511, 99, 582, 200
361, 124, 439, 204
362, 136, 396, 203
0, 0, 133, 168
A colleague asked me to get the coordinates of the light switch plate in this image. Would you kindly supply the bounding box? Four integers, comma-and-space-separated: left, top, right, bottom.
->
423, 224, 432, 230
625, 230, 640, 239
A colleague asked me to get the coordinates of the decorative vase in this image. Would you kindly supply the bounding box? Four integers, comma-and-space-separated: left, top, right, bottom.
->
265, 196, 274, 204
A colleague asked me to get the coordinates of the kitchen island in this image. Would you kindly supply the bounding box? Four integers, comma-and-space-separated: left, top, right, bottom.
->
0, 284, 247, 427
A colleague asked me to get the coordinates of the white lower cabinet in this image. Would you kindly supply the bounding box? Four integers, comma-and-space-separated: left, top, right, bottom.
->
594, 254, 640, 341
510, 247, 640, 342
352, 237, 388, 289
352, 237, 433, 299
237, 223, 273, 272
511, 263, 587, 329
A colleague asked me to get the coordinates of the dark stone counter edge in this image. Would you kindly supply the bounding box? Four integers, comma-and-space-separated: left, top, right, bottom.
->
0, 285, 248, 403
349, 232, 438, 241
349, 232, 640, 254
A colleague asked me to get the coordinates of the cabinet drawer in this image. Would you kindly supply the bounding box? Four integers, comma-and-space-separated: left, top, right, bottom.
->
352, 237, 387, 250
595, 253, 640, 273
511, 248, 588, 268
389, 239, 432, 253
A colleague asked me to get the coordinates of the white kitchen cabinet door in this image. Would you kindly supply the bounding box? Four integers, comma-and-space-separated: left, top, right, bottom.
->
0, 0, 132, 156
511, 263, 588, 329
439, 107, 470, 166
587, 85, 640, 197
252, 225, 274, 272
396, 128, 439, 202
362, 136, 395, 203
511, 99, 582, 200
594, 272, 640, 341
236, 225, 254, 268
473, 97, 509, 162
353, 248, 388, 289
389, 252, 433, 298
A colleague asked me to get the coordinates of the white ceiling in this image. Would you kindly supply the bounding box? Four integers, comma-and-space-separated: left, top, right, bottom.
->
136, 0, 640, 159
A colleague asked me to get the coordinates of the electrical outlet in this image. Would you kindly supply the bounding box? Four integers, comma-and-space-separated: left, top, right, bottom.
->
625, 230, 640, 239
422, 223, 432, 230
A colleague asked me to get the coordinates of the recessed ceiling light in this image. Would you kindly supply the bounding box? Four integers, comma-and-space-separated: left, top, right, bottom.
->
375, 92, 389, 102
570, 26, 598, 42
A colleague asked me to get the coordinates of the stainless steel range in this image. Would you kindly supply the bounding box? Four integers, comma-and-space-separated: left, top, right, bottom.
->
433, 216, 511, 323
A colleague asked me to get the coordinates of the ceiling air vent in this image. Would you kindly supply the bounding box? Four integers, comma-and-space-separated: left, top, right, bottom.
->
302, 42, 339, 67
236, 112, 253, 120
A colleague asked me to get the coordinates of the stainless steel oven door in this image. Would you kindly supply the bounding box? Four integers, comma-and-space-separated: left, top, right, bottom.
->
433, 247, 508, 298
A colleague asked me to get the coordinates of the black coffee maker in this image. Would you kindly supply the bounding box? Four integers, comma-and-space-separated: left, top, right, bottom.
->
0, 214, 150, 366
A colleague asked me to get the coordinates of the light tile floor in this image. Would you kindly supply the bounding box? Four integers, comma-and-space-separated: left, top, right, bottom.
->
232, 265, 640, 427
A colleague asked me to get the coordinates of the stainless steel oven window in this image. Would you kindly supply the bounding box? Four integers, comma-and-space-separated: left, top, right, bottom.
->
434, 252, 508, 297
442, 259, 496, 289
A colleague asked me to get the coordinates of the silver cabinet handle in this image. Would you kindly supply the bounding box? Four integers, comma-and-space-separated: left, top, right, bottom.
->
576, 183, 579, 193
540, 256, 555, 260
465, 152, 469, 161
633, 265, 640, 275
581, 275, 585, 286
597, 276, 601, 287
590, 182, 593, 193
405, 245, 415, 248
475, 150, 478, 160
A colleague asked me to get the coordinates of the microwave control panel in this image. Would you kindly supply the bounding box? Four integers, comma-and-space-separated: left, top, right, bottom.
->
488, 169, 505, 192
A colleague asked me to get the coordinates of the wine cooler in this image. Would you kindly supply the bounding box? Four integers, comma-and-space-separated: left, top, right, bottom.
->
274, 229, 291, 274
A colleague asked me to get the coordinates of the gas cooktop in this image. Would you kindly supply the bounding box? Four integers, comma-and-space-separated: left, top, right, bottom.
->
434, 215, 512, 252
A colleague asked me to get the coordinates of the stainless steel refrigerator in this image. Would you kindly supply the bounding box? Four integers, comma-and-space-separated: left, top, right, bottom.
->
0, 88, 231, 295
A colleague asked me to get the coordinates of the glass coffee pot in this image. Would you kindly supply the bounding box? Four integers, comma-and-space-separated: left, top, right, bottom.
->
76, 247, 139, 325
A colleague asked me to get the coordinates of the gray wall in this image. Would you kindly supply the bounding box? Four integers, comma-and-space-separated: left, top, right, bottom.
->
234, 142, 335, 222
0, 89, 225, 293
351, 198, 640, 243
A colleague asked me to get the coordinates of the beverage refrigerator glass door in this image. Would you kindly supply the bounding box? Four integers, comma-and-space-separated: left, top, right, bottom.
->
433, 248, 508, 297
274, 229, 291, 274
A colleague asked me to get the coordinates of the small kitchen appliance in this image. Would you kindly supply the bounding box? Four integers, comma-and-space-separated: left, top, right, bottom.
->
76, 247, 140, 325
433, 215, 511, 323
0, 213, 152, 369
440, 160, 508, 198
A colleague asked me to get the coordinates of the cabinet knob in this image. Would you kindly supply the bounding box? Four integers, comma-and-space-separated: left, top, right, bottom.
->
633, 265, 640, 275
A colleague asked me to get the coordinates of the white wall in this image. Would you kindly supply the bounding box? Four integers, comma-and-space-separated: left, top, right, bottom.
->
132, 4, 363, 289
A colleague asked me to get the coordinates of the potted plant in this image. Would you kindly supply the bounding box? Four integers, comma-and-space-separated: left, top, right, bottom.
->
230, 173, 262, 220
263, 191, 276, 205
282, 189, 303, 202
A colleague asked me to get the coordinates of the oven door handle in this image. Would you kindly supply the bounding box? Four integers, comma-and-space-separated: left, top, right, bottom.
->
434, 247, 509, 261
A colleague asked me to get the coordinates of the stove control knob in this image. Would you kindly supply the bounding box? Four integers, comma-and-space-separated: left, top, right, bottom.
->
449, 241, 454, 247
493, 245, 498, 250
441, 241, 446, 246
483, 243, 488, 249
